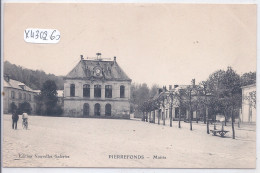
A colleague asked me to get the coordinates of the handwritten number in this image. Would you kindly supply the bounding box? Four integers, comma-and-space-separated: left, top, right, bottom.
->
56, 34, 60, 40
50, 30, 56, 40
25, 29, 60, 43
30, 30, 34, 38
43, 31, 48, 40
35, 30, 39, 39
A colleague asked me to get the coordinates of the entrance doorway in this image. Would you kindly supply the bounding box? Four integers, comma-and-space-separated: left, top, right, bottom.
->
83, 103, 89, 117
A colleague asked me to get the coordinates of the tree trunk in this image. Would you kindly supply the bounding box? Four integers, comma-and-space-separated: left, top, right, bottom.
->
145, 112, 148, 122
231, 107, 235, 139
224, 110, 227, 126
163, 110, 165, 126
170, 105, 172, 127
206, 107, 209, 134
189, 109, 192, 131
203, 110, 206, 124
142, 112, 145, 121
196, 110, 199, 123
158, 110, 160, 125
178, 107, 181, 128
238, 109, 241, 128
189, 92, 192, 131
153, 111, 156, 124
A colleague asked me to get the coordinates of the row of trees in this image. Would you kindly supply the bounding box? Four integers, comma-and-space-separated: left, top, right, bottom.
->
136, 67, 256, 139
35, 80, 63, 116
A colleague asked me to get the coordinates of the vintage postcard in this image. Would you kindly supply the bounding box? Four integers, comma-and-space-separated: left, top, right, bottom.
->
1, 2, 257, 169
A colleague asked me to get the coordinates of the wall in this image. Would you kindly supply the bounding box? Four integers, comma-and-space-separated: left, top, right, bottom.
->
63, 79, 131, 119
241, 85, 256, 123
3, 87, 37, 114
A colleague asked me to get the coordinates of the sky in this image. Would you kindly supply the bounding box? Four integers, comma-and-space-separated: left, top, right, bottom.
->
3, 3, 257, 87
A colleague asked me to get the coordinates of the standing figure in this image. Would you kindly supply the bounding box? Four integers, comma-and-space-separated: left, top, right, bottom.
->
22, 112, 29, 129
12, 110, 19, 130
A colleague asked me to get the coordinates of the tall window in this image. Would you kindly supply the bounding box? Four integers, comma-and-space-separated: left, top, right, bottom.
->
19, 92, 22, 99
11, 91, 15, 99
94, 103, 101, 116
28, 94, 31, 101
105, 104, 112, 116
120, 85, 125, 98
23, 93, 26, 100
83, 103, 90, 116
94, 85, 101, 98
105, 85, 112, 98
83, 84, 90, 97
70, 84, 75, 97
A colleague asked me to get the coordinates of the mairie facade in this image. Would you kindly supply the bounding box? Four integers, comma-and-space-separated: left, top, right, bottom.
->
63, 56, 131, 119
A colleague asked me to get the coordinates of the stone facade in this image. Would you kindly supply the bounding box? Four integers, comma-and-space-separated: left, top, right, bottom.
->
63, 56, 131, 119
3, 76, 38, 114
241, 84, 256, 123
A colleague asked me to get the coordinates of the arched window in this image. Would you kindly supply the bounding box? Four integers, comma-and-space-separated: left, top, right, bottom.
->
120, 85, 125, 98
70, 84, 75, 97
105, 85, 112, 98
94, 103, 101, 116
105, 104, 111, 116
83, 84, 90, 97
83, 103, 90, 116
94, 85, 101, 98
19, 92, 22, 100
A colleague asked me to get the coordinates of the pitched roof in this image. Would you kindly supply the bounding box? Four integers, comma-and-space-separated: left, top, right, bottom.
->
65, 59, 131, 81
4, 79, 36, 93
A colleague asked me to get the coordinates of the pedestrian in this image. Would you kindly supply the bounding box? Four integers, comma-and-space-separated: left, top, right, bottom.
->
22, 112, 29, 129
12, 110, 19, 130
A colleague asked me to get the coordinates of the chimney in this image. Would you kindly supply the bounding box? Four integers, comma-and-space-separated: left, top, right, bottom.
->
158, 88, 162, 94
163, 86, 167, 92
80, 55, 84, 60
191, 79, 195, 86
169, 85, 172, 90
114, 56, 116, 62
4, 74, 10, 82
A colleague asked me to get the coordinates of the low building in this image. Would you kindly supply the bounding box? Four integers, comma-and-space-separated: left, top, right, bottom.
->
152, 85, 198, 122
3, 75, 38, 114
241, 84, 256, 123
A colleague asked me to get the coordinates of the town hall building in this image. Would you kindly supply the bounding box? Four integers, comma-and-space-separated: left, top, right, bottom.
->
63, 55, 132, 119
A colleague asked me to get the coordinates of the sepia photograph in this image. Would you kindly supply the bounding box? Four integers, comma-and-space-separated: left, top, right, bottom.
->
1, 1, 257, 170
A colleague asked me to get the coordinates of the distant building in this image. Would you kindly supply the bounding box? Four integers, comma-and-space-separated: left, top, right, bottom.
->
63, 55, 131, 118
57, 90, 64, 106
3, 75, 38, 114
241, 84, 256, 123
152, 85, 199, 122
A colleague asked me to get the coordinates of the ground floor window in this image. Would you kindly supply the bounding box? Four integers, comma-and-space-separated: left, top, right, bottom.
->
105, 104, 111, 116
94, 103, 101, 116
83, 103, 90, 116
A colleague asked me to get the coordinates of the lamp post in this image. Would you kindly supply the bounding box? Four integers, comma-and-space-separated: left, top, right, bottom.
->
188, 79, 196, 131
202, 82, 211, 134
205, 93, 212, 134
